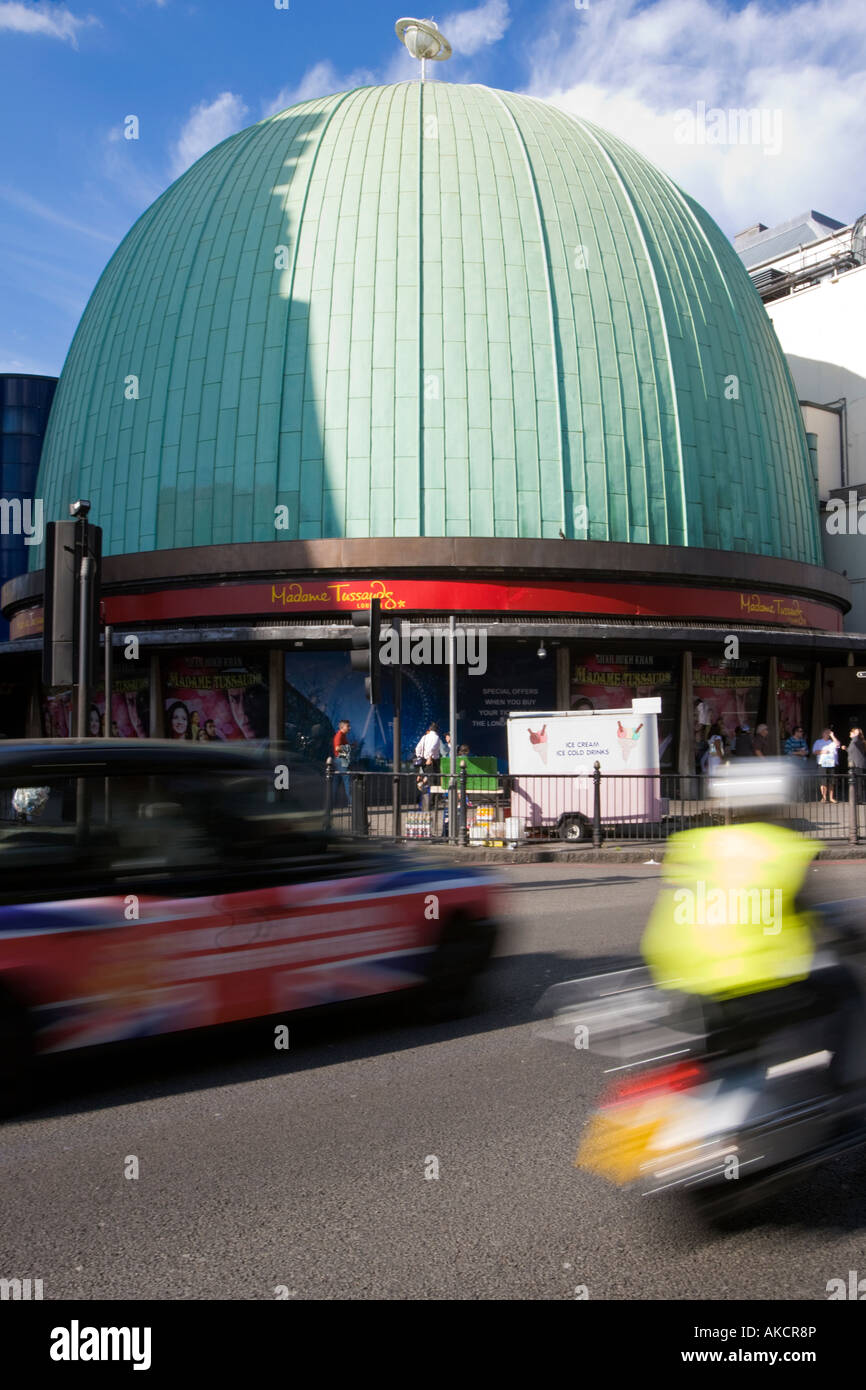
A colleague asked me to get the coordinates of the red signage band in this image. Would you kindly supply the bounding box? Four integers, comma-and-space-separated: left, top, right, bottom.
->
9, 577, 842, 638
103, 577, 843, 632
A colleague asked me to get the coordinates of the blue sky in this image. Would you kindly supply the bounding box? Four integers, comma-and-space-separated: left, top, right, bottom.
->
2, 0, 865, 377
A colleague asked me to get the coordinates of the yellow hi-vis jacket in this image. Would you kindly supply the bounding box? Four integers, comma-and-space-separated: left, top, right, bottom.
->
641, 823, 818, 999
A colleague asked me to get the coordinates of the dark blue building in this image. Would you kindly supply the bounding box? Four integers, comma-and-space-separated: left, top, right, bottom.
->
1, 374, 56, 644
1, 375, 57, 732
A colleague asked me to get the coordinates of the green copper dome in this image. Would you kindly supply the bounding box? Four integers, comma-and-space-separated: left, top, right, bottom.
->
35, 82, 821, 564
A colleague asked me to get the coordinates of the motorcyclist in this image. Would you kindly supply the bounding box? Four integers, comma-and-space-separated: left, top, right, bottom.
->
641, 759, 864, 1087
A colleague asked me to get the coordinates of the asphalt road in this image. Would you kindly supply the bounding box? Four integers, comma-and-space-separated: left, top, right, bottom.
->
4, 860, 866, 1302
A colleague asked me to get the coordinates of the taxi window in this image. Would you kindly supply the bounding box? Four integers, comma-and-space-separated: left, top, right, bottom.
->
0, 760, 325, 897
0, 777, 104, 896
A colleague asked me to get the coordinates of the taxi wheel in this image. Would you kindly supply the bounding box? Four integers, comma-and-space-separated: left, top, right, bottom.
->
423, 915, 497, 1018
0, 989, 33, 1119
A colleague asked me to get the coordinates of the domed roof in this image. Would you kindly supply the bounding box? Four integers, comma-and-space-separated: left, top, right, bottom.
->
35, 82, 821, 564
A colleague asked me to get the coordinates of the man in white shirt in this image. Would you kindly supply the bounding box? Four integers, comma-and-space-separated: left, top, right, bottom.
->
415, 722, 442, 770
812, 727, 841, 802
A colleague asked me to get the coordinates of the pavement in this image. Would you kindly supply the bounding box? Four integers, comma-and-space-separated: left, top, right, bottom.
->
4, 862, 866, 1300
439, 842, 866, 863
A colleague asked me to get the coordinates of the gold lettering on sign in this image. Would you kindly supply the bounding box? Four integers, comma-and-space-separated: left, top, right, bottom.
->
739, 593, 807, 627
329, 579, 400, 610
271, 583, 330, 606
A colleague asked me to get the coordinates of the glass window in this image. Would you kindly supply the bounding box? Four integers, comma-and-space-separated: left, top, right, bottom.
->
1, 407, 41, 435
570, 649, 679, 769
693, 656, 767, 745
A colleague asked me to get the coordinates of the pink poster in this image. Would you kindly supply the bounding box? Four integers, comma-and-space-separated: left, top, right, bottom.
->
162, 653, 269, 742
42, 679, 150, 738
693, 659, 764, 743
777, 661, 811, 743
91, 676, 150, 738
42, 688, 73, 737
570, 653, 677, 768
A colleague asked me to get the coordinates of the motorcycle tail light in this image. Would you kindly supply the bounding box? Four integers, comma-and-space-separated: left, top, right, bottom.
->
603, 1061, 705, 1107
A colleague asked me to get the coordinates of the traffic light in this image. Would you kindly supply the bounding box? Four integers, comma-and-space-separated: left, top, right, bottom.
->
350, 598, 381, 704
42, 517, 102, 687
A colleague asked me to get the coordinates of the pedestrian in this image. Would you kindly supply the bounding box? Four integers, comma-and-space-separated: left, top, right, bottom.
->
847, 726, 866, 803
784, 724, 809, 760
731, 722, 755, 757
694, 697, 711, 742
784, 722, 809, 801
415, 721, 443, 825
415, 771, 430, 808
706, 720, 725, 750
414, 721, 442, 777
753, 723, 770, 756
695, 730, 709, 777
330, 718, 352, 807
701, 732, 725, 774
812, 727, 841, 803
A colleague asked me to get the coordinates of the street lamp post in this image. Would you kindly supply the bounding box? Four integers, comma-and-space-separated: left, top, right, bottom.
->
71, 499, 94, 739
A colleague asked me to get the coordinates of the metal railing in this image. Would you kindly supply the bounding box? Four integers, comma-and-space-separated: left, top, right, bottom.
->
3, 768, 861, 846
323, 763, 866, 846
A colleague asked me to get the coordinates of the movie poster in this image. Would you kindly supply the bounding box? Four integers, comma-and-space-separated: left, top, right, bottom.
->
92, 676, 150, 737
777, 660, 812, 742
163, 653, 268, 742
42, 687, 73, 738
570, 652, 678, 768
692, 658, 766, 743
41, 677, 151, 739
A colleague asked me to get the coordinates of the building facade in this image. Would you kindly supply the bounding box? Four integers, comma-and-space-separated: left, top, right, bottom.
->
2, 86, 861, 766
737, 209, 866, 726
0, 374, 57, 733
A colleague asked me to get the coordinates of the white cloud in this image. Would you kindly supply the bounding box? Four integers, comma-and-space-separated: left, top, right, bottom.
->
0, 1, 97, 44
264, 2, 512, 111
170, 92, 248, 178
525, 0, 866, 236
440, 0, 510, 57
0, 184, 117, 243
264, 62, 377, 117
0, 346, 62, 373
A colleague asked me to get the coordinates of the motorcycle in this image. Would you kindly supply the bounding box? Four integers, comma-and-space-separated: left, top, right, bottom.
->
534, 902, 866, 1220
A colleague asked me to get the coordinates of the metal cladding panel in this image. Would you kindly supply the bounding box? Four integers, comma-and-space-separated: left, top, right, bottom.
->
34, 84, 822, 566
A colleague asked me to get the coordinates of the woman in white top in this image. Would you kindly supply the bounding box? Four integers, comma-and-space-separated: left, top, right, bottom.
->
701, 733, 725, 775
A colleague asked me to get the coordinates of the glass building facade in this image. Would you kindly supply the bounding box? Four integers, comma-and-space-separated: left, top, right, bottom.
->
0, 374, 57, 641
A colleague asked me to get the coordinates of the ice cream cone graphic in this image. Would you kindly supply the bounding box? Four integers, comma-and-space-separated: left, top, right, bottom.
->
617, 721, 643, 765
528, 724, 548, 765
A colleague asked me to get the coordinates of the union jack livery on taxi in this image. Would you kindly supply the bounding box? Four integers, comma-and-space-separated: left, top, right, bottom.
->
0, 739, 499, 1115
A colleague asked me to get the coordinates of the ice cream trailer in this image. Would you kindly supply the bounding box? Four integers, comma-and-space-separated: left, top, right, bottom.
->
506, 699, 664, 842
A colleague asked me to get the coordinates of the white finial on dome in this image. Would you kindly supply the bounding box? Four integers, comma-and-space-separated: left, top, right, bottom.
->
395, 17, 452, 81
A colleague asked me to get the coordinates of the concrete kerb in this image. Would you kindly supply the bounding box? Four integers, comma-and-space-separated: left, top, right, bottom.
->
422, 843, 866, 865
